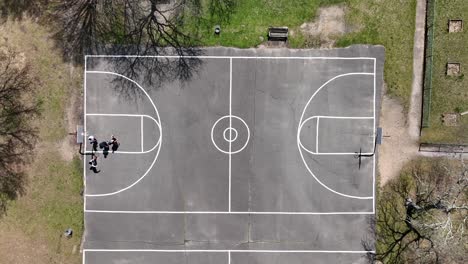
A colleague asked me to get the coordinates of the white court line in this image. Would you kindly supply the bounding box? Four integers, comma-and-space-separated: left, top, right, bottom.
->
86, 113, 160, 127
302, 116, 375, 120
83, 249, 375, 254
373, 58, 376, 214
315, 117, 319, 153
86, 54, 377, 60
297, 72, 374, 200
83, 63, 376, 210
229, 58, 232, 212
83, 58, 379, 264
299, 116, 375, 155
85, 113, 161, 154
84, 210, 374, 215
85, 71, 162, 197
83, 56, 87, 237
211, 115, 251, 155
141, 115, 144, 152
228, 251, 231, 264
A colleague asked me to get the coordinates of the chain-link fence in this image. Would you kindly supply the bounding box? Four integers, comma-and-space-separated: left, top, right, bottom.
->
422, 0, 436, 128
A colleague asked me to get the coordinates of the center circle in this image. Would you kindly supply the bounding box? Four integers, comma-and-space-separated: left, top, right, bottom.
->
211, 115, 251, 155
223, 127, 238, 142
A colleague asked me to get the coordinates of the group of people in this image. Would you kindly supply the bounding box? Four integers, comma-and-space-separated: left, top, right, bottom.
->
88, 135, 120, 173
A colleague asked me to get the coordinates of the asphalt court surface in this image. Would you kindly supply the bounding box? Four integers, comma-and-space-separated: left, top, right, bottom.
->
83, 46, 384, 263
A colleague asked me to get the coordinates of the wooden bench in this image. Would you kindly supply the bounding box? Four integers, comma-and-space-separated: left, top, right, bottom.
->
268, 27, 288, 41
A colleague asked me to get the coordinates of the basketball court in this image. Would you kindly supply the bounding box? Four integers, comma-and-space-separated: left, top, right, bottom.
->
82, 46, 384, 263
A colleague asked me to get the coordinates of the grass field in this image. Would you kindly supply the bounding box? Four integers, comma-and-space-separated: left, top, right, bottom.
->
0, 18, 83, 264
336, 0, 417, 109
421, 0, 468, 143
183, 0, 345, 48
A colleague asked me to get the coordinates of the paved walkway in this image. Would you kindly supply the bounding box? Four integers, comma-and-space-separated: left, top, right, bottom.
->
408, 0, 427, 141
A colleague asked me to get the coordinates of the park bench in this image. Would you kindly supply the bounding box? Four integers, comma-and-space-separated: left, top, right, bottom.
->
268, 27, 288, 41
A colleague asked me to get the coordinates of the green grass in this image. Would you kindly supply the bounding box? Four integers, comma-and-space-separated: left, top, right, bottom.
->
421, 0, 468, 143
183, 0, 345, 48
2, 156, 83, 262
336, 0, 417, 109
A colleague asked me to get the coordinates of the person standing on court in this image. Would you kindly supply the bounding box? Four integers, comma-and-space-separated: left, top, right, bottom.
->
109, 135, 120, 153
89, 154, 100, 173
88, 135, 98, 152
99, 140, 110, 158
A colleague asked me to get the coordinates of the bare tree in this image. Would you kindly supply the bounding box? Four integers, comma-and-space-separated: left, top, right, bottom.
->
0, 45, 40, 215
376, 158, 468, 264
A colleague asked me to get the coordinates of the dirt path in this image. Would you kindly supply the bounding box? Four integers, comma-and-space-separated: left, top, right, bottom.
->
378, 95, 419, 185
58, 63, 83, 161
378, 0, 427, 185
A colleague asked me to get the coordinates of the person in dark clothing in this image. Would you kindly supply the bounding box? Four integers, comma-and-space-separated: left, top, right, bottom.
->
99, 141, 110, 158
109, 135, 120, 153
88, 135, 98, 152
89, 154, 100, 173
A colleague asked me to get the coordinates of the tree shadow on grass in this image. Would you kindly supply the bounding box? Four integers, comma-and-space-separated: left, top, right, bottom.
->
0, 45, 40, 217
0, 0, 49, 22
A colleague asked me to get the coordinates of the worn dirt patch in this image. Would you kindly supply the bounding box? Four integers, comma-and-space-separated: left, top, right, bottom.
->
0, 227, 49, 264
449, 19, 463, 32
300, 5, 348, 48
446, 62, 461, 76
442, 113, 460, 126
378, 95, 419, 186
58, 64, 83, 161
